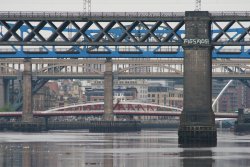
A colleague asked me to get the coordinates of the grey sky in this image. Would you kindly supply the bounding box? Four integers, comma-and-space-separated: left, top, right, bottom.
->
0, 0, 249, 12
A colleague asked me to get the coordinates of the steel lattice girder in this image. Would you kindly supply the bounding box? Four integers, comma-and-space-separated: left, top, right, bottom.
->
0, 20, 185, 45
0, 12, 250, 58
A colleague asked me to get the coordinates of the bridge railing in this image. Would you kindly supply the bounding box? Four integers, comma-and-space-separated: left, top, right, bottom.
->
1, 11, 250, 18
0, 11, 185, 18
211, 11, 250, 17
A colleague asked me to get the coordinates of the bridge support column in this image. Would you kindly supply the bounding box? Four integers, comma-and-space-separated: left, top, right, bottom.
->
0, 78, 4, 108
178, 11, 216, 145
22, 59, 33, 122
0, 78, 10, 108
103, 58, 114, 120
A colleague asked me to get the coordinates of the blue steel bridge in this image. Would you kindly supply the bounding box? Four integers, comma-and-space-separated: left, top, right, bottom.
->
0, 11, 250, 58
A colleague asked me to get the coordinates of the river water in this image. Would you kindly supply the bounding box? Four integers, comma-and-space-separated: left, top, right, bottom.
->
0, 130, 249, 167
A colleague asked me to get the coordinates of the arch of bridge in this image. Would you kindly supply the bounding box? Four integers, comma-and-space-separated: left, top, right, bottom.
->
37, 64, 103, 74
43, 101, 182, 113
117, 64, 182, 74
0, 64, 19, 73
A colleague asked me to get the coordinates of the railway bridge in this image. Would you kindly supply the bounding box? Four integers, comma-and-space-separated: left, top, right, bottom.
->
1, 11, 250, 143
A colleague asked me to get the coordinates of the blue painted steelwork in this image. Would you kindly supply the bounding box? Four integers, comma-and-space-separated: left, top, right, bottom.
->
0, 23, 249, 58
5, 50, 250, 59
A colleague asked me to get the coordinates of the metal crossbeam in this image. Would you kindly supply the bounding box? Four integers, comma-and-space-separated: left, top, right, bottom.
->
0, 12, 249, 58
0, 20, 184, 46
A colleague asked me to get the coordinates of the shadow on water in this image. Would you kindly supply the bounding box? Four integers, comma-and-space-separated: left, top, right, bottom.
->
180, 149, 214, 167
179, 142, 217, 148
179, 142, 215, 167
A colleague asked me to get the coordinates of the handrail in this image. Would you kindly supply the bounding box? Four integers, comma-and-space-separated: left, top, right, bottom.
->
211, 11, 250, 17
0, 11, 250, 18
0, 11, 185, 18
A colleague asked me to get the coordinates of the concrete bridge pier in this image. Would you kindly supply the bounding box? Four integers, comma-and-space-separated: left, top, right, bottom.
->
178, 11, 216, 145
89, 58, 141, 132
0, 78, 9, 108
103, 58, 114, 121
0, 78, 5, 108
22, 59, 33, 122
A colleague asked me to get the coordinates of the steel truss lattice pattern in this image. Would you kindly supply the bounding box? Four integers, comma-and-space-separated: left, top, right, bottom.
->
0, 11, 250, 58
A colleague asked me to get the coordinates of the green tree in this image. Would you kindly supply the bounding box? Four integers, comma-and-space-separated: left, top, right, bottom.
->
0, 104, 14, 112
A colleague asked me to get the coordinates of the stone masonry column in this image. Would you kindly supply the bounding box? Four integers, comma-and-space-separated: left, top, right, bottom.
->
4, 79, 10, 106
103, 58, 114, 120
90, 58, 141, 132
22, 59, 33, 122
178, 11, 216, 145
0, 78, 6, 108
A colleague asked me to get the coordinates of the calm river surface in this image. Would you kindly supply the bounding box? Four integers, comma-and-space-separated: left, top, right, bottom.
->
0, 130, 249, 167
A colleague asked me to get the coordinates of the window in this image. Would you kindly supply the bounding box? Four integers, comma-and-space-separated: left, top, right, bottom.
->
170, 93, 174, 97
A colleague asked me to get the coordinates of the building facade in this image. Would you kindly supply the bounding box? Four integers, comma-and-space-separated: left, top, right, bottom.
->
90, 79, 148, 102
148, 86, 183, 108
85, 88, 138, 102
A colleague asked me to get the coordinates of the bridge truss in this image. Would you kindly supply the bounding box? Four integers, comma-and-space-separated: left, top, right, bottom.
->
1, 59, 250, 80
1, 11, 250, 110
0, 12, 250, 58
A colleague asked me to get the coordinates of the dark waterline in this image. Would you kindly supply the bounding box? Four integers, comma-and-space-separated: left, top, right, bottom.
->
0, 130, 249, 167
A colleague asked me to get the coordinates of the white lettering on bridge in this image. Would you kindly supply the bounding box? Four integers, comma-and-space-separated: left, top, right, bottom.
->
184, 38, 210, 45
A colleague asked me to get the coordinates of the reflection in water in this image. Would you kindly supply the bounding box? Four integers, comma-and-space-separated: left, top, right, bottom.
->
181, 149, 213, 167
0, 131, 249, 167
22, 144, 31, 167
104, 135, 113, 167
0, 142, 86, 167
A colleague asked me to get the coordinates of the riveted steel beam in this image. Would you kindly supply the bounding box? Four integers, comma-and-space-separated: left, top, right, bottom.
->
23, 21, 46, 42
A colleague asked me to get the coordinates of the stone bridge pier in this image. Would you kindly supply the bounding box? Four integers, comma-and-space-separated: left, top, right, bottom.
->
0, 78, 9, 108
178, 11, 216, 145
103, 58, 114, 121
22, 58, 33, 122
